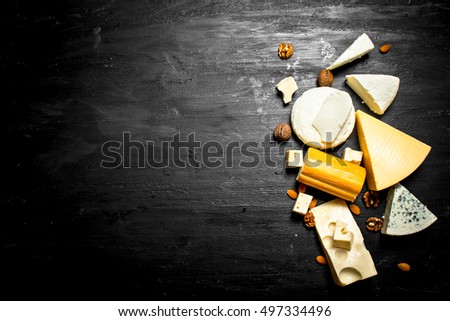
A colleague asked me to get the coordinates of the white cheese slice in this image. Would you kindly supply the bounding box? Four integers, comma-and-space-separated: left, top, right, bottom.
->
382, 184, 437, 236
291, 192, 313, 215
327, 33, 374, 71
311, 199, 377, 287
342, 147, 363, 165
276, 76, 298, 104
285, 150, 303, 168
346, 74, 400, 115
291, 87, 355, 149
311, 91, 353, 143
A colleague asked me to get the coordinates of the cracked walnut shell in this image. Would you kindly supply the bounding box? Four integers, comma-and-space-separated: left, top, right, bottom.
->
366, 217, 383, 232
278, 42, 293, 59
304, 211, 315, 228
363, 190, 380, 208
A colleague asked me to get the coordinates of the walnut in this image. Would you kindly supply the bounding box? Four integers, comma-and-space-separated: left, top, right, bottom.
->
317, 69, 334, 87
304, 211, 315, 228
363, 190, 380, 208
273, 123, 292, 142
278, 42, 293, 60
366, 217, 383, 232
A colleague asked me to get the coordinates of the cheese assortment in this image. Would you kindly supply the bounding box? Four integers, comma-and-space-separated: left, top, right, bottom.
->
382, 184, 437, 236
327, 33, 374, 71
355, 110, 431, 191
346, 74, 400, 115
291, 87, 355, 149
311, 199, 378, 286
296, 148, 366, 202
273, 32, 437, 288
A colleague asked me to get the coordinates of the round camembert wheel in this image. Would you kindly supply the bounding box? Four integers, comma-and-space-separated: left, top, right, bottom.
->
291, 87, 355, 149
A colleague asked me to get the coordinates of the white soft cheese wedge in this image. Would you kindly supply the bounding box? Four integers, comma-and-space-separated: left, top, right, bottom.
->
276, 76, 298, 104
346, 74, 400, 115
311, 199, 377, 287
327, 33, 374, 71
382, 184, 437, 236
291, 192, 313, 215
342, 147, 363, 165
311, 91, 353, 143
291, 87, 355, 149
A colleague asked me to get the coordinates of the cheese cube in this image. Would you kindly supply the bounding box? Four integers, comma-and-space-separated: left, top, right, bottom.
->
276, 76, 298, 104
342, 147, 363, 165
285, 150, 303, 168
291, 192, 313, 215
333, 220, 354, 250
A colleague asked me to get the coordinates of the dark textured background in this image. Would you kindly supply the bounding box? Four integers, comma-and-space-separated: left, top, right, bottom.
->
1, 0, 449, 300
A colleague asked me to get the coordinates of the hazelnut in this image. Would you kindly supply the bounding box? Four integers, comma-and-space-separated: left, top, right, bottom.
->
278, 42, 293, 60
273, 123, 292, 142
317, 69, 334, 87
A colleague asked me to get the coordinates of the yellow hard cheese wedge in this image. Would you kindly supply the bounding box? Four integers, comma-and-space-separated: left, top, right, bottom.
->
296, 148, 366, 202
355, 110, 431, 191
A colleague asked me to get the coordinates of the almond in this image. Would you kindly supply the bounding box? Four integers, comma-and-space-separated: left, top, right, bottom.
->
287, 189, 298, 200
398, 262, 411, 272
316, 255, 327, 265
349, 204, 361, 215
298, 183, 307, 193
379, 44, 391, 54
309, 198, 317, 209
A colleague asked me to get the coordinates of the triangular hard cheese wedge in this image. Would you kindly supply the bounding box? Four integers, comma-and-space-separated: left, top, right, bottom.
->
382, 184, 437, 236
355, 110, 431, 191
327, 33, 374, 70
346, 74, 400, 115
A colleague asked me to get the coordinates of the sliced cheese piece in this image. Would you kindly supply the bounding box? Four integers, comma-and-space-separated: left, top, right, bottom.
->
382, 184, 437, 236
355, 110, 431, 191
311, 91, 353, 143
296, 148, 366, 202
291, 192, 313, 215
291, 87, 355, 149
342, 147, 363, 165
285, 150, 303, 168
312, 199, 377, 286
276, 76, 298, 104
333, 220, 354, 250
327, 33, 374, 71
346, 74, 400, 115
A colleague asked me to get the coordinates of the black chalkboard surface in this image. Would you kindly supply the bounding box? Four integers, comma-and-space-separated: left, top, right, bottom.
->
1, 0, 449, 300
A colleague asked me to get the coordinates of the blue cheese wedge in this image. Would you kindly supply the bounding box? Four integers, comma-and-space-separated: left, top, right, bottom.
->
327, 33, 374, 71
346, 74, 400, 115
382, 184, 437, 236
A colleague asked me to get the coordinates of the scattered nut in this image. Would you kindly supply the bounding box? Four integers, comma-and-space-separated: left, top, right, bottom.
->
317, 69, 334, 87
398, 262, 411, 272
278, 42, 293, 59
287, 189, 298, 200
379, 44, 392, 54
273, 123, 292, 142
316, 255, 328, 265
309, 198, 317, 209
298, 183, 307, 193
349, 204, 361, 215
366, 217, 383, 232
304, 211, 315, 228
363, 190, 380, 208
